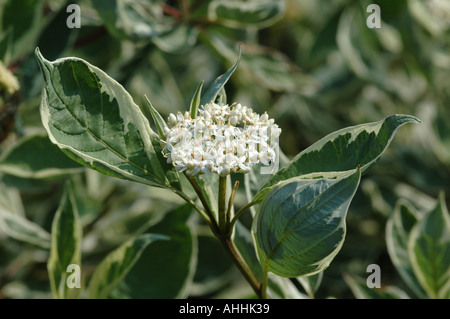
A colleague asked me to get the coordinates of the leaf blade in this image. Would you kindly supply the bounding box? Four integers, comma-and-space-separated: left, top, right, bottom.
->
208, 0, 285, 29
144, 95, 167, 139
0, 134, 84, 179
408, 193, 450, 299
87, 233, 168, 299
253, 168, 361, 277
0, 207, 51, 249
386, 200, 428, 298
189, 81, 204, 119
200, 47, 241, 106
344, 273, 410, 299
255, 114, 420, 202
109, 204, 196, 298
35, 48, 180, 189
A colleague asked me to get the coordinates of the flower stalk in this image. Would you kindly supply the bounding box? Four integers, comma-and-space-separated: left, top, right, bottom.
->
218, 175, 227, 234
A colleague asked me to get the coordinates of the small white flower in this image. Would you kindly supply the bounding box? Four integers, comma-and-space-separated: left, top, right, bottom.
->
162, 102, 280, 176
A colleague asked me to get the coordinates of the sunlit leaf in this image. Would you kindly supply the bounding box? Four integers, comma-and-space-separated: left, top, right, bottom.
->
253, 169, 361, 277
35, 48, 180, 190
255, 114, 420, 203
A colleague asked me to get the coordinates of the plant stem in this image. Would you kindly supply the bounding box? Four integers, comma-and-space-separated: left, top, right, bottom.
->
230, 200, 258, 229
172, 188, 211, 226
226, 181, 239, 234
260, 263, 269, 299
219, 236, 263, 299
186, 175, 218, 229
182, 174, 264, 298
218, 175, 227, 234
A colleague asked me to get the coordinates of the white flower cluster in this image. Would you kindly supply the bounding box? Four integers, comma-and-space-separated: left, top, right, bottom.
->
162, 103, 281, 177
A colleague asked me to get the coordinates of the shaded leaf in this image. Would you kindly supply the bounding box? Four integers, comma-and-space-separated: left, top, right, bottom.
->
87, 233, 168, 299
297, 271, 323, 298
208, 0, 285, 29
408, 193, 450, 299
0, 134, 84, 179
195, 173, 219, 221
152, 24, 198, 54
110, 204, 196, 298
344, 273, 410, 299
0, 206, 50, 249
386, 200, 427, 298
209, 36, 318, 93
1, 0, 44, 59
234, 222, 307, 298
190, 232, 233, 296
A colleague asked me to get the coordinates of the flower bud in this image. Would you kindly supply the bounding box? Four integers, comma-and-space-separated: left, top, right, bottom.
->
168, 113, 177, 126
260, 113, 269, 121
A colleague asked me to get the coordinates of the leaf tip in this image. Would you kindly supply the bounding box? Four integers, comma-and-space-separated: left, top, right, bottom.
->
34, 47, 45, 62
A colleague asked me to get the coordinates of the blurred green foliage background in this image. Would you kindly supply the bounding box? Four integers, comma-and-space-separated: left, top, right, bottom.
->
0, 0, 449, 299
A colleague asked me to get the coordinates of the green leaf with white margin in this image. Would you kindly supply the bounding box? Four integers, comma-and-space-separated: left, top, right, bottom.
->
386, 200, 427, 298
91, 0, 165, 41
255, 114, 420, 204
200, 47, 241, 106
244, 150, 290, 217
0, 205, 51, 249
0, 134, 84, 179
1, 0, 44, 60
0, 27, 13, 65
209, 35, 318, 94
0, 180, 50, 248
109, 204, 197, 298
208, 0, 285, 29
152, 24, 198, 54
144, 95, 167, 139
196, 173, 219, 221
189, 81, 204, 119
190, 231, 233, 296
47, 181, 83, 299
297, 272, 323, 298
344, 273, 410, 299
234, 222, 307, 299
35, 48, 181, 190
0, 182, 24, 217
87, 233, 168, 299
253, 168, 361, 278
408, 192, 450, 299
